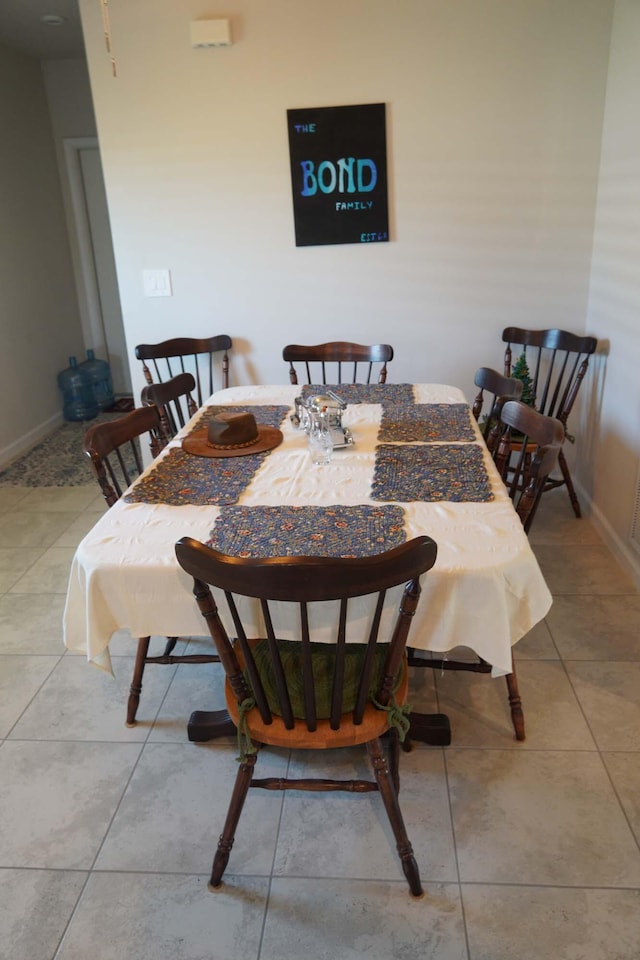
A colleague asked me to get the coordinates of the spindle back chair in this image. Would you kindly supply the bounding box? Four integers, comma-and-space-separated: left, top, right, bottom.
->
283, 341, 393, 385
175, 534, 437, 896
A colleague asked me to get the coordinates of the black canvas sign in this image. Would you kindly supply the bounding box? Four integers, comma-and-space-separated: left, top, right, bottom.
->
287, 103, 389, 247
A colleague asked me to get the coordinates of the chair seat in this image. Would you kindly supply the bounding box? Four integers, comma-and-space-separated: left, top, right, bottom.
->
228, 636, 409, 749
226, 666, 409, 750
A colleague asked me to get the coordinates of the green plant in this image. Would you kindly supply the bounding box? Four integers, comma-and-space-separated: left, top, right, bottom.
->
512, 351, 535, 407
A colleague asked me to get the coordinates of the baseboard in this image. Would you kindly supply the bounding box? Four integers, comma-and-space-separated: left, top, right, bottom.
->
0, 411, 64, 472
575, 480, 640, 591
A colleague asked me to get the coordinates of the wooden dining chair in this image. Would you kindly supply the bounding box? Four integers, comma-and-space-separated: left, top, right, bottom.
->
83, 404, 166, 508
141, 372, 197, 442
283, 341, 393, 385
409, 401, 564, 742
135, 334, 232, 407
472, 366, 523, 448
502, 327, 597, 517
83, 405, 219, 727
175, 535, 438, 896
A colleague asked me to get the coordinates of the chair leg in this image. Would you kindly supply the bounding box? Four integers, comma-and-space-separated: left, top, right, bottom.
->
366, 737, 423, 898
557, 449, 582, 518
210, 753, 257, 890
126, 636, 151, 727
162, 636, 178, 656
387, 728, 400, 795
505, 664, 525, 741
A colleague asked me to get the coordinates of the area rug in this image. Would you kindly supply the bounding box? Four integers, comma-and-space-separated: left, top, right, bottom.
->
0, 413, 124, 487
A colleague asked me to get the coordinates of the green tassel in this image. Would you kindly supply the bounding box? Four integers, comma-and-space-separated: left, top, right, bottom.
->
236, 697, 258, 762
371, 695, 412, 743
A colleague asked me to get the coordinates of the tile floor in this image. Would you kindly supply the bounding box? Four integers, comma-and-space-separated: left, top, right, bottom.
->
1, 483, 640, 959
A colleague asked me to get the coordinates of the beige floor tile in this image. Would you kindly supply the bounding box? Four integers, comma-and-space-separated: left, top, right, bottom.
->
528, 489, 603, 547
435, 660, 595, 749
0, 655, 59, 738
547, 595, 640, 659
0, 868, 86, 960
56, 872, 268, 960
512, 618, 558, 659
566, 661, 640, 751
0, 510, 80, 548
9, 546, 76, 594
533, 544, 637, 595
51, 511, 106, 548
0, 487, 30, 512
447, 749, 640, 886
0, 740, 142, 869
261, 878, 467, 960
14, 487, 98, 512
9, 654, 175, 742
0, 548, 43, 592
0, 594, 66, 654
95, 742, 287, 875
273, 745, 456, 882
3, 467, 640, 957
603, 752, 640, 846
148, 658, 227, 743
463, 884, 640, 960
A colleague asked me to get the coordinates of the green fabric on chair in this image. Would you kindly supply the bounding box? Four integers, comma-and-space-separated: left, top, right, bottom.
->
247, 640, 405, 720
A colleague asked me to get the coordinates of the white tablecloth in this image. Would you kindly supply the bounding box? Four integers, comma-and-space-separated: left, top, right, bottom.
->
63, 384, 552, 677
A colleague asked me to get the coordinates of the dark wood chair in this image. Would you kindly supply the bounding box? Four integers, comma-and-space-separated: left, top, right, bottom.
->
472, 366, 523, 448
141, 372, 197, 442
409, 400, 564, 742
502, 327, 597, 517
83, 405, 166, 508
135, 335, 232, 407
175, 535, 437, 896
83, 405, 219, 727
283, 341, 393, 385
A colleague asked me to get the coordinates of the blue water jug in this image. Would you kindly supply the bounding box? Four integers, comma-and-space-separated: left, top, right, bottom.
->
57, 356, 99, 422
80, 349, 115, 411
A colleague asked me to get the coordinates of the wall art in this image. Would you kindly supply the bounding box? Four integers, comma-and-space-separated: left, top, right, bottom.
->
287, 102, 389, 247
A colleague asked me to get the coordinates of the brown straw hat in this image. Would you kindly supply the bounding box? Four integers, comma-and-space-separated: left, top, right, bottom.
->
182, 411, 283, 458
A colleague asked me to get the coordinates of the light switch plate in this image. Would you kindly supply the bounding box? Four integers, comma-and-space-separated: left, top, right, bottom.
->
143, 269, 172, 297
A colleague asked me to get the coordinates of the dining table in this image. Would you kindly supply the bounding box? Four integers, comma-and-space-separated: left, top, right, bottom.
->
63, 382, 552, 745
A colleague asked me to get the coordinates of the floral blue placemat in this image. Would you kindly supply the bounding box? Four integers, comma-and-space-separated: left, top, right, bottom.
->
372, 444, 494, 503
123, 405, 290, 506
186, 404, 290, 436
207, 505, 407, 558
300, 384, 415, 405
379, 403, 476, 442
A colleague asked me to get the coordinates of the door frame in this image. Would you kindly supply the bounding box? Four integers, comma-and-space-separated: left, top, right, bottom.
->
63, 136, 108, 358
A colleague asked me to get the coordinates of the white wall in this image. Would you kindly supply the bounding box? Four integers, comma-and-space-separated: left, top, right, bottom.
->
79, 0, 613, 408
77, 0, 640, 577
0, 46, 84, 465
583, 0, 640, 584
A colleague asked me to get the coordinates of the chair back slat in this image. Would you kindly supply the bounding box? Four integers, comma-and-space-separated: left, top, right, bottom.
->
261, 599, 294, 728
175, 537, 437, 734
352, 590, 386, 724
225, 591, 273, 723
299, 603, 317, 731
283, 342, 393, 386
329, 599, 348, 729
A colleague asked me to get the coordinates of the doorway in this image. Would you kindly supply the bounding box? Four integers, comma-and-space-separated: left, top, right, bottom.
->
64, 137, 131, 396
